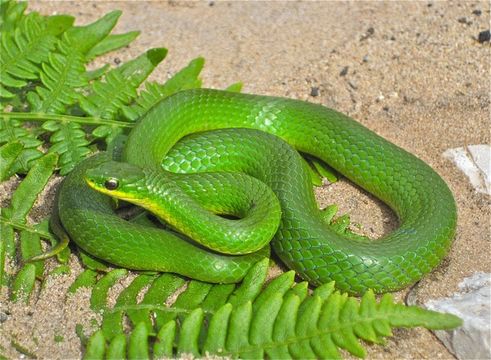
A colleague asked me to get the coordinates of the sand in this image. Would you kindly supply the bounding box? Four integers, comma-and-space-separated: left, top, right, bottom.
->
1, 1, 490, 359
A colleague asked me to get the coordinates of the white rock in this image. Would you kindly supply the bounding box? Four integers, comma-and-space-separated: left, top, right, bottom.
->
426, 272, 491, 360
443, 144, 491, 195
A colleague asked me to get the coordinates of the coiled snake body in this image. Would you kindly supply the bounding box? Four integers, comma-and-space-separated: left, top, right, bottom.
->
55, 89, 457, 294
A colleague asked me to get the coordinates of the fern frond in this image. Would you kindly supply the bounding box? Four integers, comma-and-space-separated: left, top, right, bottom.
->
26, 38, 87, 114
25, 10, 122, 113
81, 47, 167, 146
41, 120, 91, 175
183, 285, 461, 359
80, 258, 461, 359
0, 153, 57, 296
0, 118, 43, 176
0, 12, 73, 99
81, 48, 167, 120
101, 274, 157, 340
0, 0, 27, 33
121, 56, 204, 121
90, 269, 128, 312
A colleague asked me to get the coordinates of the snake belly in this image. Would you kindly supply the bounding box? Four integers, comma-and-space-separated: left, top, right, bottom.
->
121, 88, 457, 294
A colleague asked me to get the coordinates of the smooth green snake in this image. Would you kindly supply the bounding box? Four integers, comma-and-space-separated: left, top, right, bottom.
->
53, 89, 457, 294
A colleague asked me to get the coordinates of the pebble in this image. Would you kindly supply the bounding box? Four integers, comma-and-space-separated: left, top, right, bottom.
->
362, 55, 369, 63
477, 30, 490, 43
360, 27, 375, 41
472, 9, 481, 16
425, 273, 491, 360
443, 144, 491, 196
348, 81, 358, 90
114, 57, 121, 65
339, 66, 349, 76
310, 87, 320, 97
0, 311, 8, 323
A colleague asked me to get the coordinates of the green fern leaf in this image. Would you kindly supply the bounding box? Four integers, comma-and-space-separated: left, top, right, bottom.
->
10, 262, 36, 303
0, 12, 73, 99
101, 274, 156, 340
41, 120, 91, 175
81, 48, 167, 120
83, 330, 105, 360
26, 38, 87, 114
20, 230, 44, 278
68, 269, 98, 294
153, 321, 176, 358
127, 321, 149, 360
177, 308, 204, 357
1, 152, 57, 297
26, 10, 122, 113
65, 10, 121, 55
121, 56, 204, 121
138, 273, 186, 331
2, 152, 57, 223
80, 258, 461, 360
82, 48, 167, 147
90, 268, 128, 312
0, 0, 27, 32
86, 64, 110, 81
79, 250, 110, 272
0, 141, 23, 180
86, 30, 140, 60
199, 285, 462, 359
106, 333, 126, 360
0, 119, 43, 175
225, 81, 243, 93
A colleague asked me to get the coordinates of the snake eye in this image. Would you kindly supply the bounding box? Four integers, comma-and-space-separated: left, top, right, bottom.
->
104, 178, 119, 190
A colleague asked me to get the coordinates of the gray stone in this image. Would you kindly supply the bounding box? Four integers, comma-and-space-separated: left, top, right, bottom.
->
443, 144, 491, 196
425, 272, 491, 360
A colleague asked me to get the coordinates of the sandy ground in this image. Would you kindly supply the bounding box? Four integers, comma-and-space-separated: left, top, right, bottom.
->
1, 1, 490, 359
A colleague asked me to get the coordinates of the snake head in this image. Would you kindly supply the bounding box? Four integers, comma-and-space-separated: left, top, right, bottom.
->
84, 160, 147, 200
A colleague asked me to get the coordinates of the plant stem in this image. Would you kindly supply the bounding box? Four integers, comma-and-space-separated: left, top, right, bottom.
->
0, 216, 55, 241
0, 112, 134, 128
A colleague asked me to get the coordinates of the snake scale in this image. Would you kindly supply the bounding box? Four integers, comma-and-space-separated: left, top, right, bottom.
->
54, 88, 457, 294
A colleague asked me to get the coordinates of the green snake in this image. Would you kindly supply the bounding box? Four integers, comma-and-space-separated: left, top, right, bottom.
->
54, 88, 457, 294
